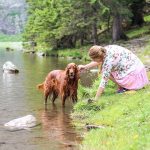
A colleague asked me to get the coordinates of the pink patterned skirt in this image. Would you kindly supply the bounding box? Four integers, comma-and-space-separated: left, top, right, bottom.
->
112, 67, 149, 90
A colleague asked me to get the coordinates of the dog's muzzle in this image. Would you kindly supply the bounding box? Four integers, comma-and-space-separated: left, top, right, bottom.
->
69, 73, 75, 79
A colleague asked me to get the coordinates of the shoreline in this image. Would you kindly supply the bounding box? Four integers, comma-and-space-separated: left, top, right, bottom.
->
0, 42, 23, 51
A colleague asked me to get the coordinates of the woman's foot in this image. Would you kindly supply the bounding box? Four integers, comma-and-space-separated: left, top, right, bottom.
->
117, 87, 128, 93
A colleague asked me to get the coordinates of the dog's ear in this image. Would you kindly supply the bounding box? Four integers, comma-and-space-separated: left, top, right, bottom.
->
75, 64, 79, 74
75, 65, 80, 80
65, 66, 70, 80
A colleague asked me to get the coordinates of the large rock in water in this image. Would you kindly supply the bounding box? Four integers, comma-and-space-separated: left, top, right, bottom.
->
4, 115, 37, 131
3, 61, 19, 73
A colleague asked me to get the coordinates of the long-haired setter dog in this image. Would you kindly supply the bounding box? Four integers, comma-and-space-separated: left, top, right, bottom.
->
37, 63, 79, 106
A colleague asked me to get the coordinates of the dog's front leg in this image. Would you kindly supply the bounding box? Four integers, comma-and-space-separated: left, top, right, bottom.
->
62, 94, 67, 107
71, 89, 77, 103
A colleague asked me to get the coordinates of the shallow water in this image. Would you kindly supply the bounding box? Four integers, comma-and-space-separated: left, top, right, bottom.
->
0, 49, 97, 150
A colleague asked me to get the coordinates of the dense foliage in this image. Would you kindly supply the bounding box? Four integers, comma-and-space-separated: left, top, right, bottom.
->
23, 0, 147, 50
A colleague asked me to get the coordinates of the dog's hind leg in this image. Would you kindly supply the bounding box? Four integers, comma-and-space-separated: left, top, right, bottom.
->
44, 92, 49, 105
44, 89, 51, 105
52, 91, 58, 103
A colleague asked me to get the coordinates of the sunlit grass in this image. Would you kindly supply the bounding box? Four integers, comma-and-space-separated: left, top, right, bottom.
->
126, 25, 150, 39
126, 15, 150, 39
72, 74, 150, 150
144, 15, 150, 23
46, 45, 90, 60
138, 41, 150, 64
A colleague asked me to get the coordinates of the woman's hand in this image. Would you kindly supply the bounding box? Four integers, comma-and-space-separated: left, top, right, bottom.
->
95, 87, 104, 100
78, 65, 87, 73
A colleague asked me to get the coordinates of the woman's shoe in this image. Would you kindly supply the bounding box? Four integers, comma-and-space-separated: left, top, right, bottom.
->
117, 88, 128, 94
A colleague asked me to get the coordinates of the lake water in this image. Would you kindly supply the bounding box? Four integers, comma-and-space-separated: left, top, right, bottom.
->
0, 48, 97, 150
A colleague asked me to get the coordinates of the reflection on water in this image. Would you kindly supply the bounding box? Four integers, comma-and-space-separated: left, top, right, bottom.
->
39, 103, 82, 150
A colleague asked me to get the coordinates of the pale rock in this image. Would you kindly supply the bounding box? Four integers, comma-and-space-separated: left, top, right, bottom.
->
4, 115, 37, 131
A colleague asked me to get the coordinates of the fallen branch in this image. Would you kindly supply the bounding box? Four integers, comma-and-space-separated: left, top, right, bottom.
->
85, 123, 105, 130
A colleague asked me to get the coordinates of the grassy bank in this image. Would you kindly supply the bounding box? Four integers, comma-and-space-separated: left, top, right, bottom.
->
0, 33, 22, 42
0, 33, 23, 50
126, 15, 150, 39
72, 74, 150, 150
138, 41, 150, 65
0, 42, 23, 50
46, 45, 90, 60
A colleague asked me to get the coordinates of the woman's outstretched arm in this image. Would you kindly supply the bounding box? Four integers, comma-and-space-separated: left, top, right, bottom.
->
78, 61, 99, 71
84, 61, 99, 69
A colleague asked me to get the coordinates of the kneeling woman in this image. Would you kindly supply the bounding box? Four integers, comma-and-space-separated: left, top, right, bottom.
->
79, 45, 149, 100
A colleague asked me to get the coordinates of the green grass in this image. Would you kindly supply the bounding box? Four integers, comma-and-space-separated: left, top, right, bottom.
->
46, 45, 91, 60
72, 75, 150, 150
140, 42, 150, 56
144, 15, 150, 23
0, 33, 22, 42
138, 41, 150, 64
126, 15, 150, 39
126, 25, 150, 39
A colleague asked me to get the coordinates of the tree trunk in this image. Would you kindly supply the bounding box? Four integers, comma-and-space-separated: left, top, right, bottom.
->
80, 35, 84, 46
92, 21, 98, 45
131, 0, 145, 26
112, 13, 128, 42
107, 13, 111, 33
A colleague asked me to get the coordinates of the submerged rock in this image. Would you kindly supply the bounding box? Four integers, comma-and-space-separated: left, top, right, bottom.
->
3, 61, 19, 73
90, 69, 99, 73
4, 115, 37, 131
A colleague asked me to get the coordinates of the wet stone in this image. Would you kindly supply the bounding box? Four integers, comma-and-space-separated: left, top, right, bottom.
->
0, 142, 6, 145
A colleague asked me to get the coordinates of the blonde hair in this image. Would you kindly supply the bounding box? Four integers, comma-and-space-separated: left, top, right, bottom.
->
88, 45, 106, 59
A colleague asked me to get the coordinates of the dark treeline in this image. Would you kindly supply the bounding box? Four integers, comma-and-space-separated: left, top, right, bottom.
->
23, 0, 148, 50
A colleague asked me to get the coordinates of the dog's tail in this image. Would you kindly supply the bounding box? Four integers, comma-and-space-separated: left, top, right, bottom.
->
37, 83, 44, 92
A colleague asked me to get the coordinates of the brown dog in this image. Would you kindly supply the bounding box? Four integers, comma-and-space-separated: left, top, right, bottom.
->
37, 63, 79, 106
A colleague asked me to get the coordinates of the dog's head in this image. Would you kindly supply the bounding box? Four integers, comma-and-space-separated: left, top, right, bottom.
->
65, 63, 79, 79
